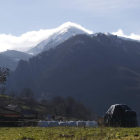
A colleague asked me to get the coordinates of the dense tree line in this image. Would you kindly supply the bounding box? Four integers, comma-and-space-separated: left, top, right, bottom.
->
40, 96, 95, 120
0, 86, 95, 120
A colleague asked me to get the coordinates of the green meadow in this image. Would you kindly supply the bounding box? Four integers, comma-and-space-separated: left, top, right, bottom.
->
0, 127, 140, 140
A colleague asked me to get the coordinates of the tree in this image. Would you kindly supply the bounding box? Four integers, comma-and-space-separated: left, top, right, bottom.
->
0, 87, 7, 106
21, 88, 35, 112
21, 88, 34, 98
50, 96, 66, 116
0, 87, 6, 96
0, 68, 9, 84
9, 90, 17, 98
8, 90, 18, 105
65, 96, 76, 120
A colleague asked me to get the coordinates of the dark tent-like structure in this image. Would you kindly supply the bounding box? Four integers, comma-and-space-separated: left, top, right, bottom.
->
104, 104, 138, 127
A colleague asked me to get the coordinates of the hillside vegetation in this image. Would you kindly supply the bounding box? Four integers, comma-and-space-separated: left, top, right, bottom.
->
0, 88, 93, 120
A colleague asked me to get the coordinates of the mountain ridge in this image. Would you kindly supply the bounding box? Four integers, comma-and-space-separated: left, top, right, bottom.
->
0, 50, 32, 71
1, 50, 31, 61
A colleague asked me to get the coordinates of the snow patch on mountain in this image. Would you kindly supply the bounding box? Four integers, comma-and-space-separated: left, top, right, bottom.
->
28, 22, 93, 55
94, 32, 140, 43
112, 29, 140, 43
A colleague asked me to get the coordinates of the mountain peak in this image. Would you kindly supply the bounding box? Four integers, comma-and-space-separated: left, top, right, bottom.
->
58, 22, 93, 34
28, 22, 93, 55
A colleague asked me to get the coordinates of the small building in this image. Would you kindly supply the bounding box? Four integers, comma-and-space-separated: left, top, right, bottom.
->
0, 105, 37, 127
0, 106, 22, 118
5, 104, 21, 114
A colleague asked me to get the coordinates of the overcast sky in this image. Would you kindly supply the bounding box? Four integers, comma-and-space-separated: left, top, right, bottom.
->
0, 0, 140, 52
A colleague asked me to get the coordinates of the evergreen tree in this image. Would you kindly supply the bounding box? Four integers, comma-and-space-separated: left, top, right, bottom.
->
0, 68, 9, 84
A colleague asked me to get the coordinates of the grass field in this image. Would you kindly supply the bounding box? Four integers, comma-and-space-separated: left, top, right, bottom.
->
0, 127, 140, 140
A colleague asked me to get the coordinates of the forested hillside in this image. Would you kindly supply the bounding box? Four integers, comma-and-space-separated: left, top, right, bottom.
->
6, 34, 140, 115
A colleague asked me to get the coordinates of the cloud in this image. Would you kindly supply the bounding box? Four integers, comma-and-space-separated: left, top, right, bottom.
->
0, 22, 93, 52
112, 29, 140, 41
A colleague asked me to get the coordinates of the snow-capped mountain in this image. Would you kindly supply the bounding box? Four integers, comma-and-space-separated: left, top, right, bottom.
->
27, 22, 93, 55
